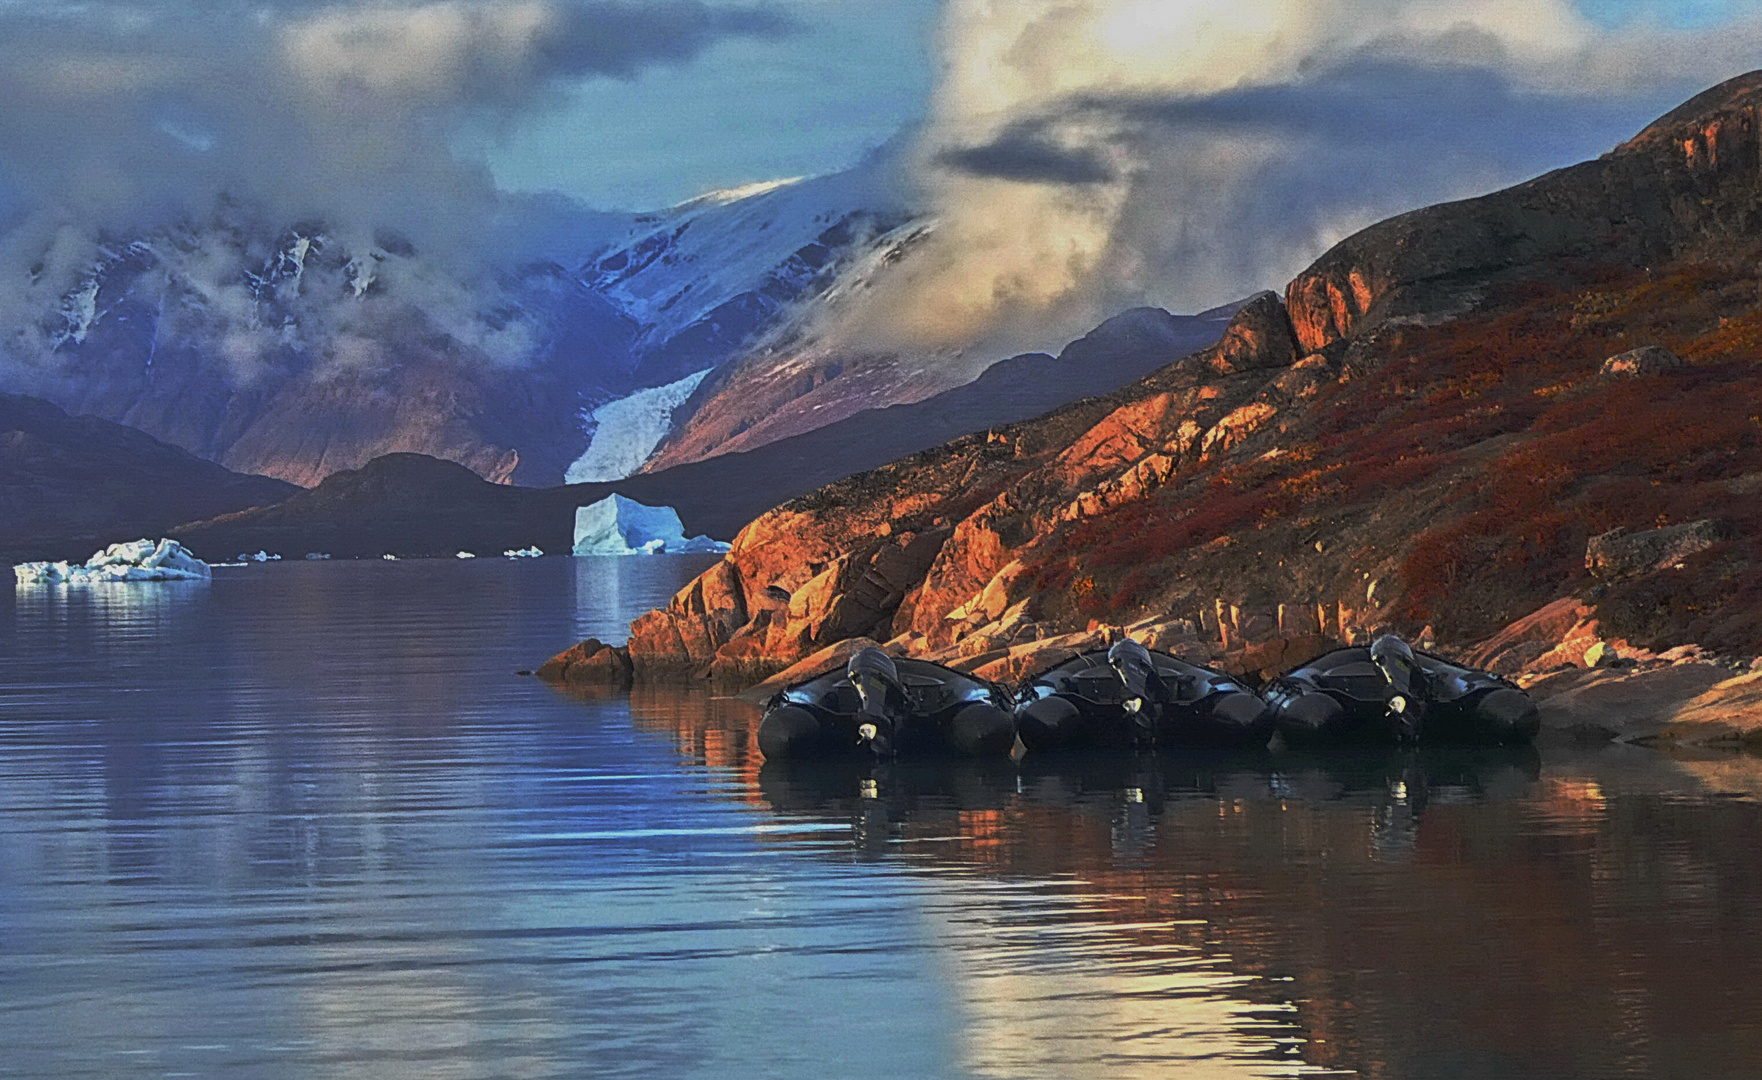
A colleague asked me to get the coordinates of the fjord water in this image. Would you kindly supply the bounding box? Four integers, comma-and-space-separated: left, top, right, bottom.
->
3, 561, 1761, 1079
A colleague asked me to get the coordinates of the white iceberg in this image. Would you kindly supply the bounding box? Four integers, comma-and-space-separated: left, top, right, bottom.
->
15, 538, 213, 585
572, 494, 732, 556
382, 554, 399, 560
503, 547, 543, 558
456, 551, 477, 559
239, 551, 281, 562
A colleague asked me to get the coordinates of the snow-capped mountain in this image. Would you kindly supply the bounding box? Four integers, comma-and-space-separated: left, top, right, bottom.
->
1, 163, 918, 487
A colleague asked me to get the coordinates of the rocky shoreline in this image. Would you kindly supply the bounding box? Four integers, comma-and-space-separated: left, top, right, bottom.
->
535, 74, 1762, 758
537, 589, 1762, 753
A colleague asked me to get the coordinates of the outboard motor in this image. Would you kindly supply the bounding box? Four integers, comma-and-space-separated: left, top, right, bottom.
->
1369, 635, 1426, 743
1106, 638, 1162, 744
1267, 635, 1537, 747
846, 647, 905, 758
1014, 642, 1272, 754
758, 649, 1014, 761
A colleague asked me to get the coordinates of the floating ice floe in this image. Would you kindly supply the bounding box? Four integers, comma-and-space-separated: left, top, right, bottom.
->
239, 551, 282, 562
303, 553, 331, 560
456, 551, 476, 559
382, 554, 399, 560
15, 539, 212, 585
503, 547, 543, 558
572, 494, 731, 556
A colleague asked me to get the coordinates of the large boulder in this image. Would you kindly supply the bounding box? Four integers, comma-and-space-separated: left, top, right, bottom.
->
1599, 345, 1686, 377
1585, 519, 1727, 579
535, 638, 634, 685
1208, 292, 1300, 374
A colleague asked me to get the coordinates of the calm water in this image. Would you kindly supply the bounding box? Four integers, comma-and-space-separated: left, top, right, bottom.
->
3, 560, 1761, 1079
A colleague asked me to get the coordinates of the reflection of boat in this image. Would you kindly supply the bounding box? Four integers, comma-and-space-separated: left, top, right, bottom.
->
1014, 640, 1272, 753
755, 745, 1542, 834
1264, 636, 1539, 747
757, 758, 1019, 817
757, 647, 1015, 761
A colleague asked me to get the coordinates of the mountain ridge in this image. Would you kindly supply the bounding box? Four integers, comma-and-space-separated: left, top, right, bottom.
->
619, 69, 1762, 686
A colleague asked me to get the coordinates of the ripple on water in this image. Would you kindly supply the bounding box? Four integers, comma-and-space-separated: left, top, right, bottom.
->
5, 560, 1762, 1078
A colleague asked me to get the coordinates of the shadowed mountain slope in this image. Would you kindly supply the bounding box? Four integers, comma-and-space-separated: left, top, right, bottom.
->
167, 306, 1237, 559
1, 393, 297, 563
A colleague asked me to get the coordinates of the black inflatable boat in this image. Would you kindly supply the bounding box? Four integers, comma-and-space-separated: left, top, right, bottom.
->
1263, 635, 1539, 746
1013, 639, 1273, 753
757, 647, 1016, 761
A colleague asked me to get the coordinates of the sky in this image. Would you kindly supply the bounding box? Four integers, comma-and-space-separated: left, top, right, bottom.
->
473, 0, 1762, 209
6, 0, 1762, 353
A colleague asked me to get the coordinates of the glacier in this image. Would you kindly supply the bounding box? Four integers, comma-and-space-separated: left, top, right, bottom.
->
565, 369, 712, 482
15, 539, 212, 585
573, 494, 731, 556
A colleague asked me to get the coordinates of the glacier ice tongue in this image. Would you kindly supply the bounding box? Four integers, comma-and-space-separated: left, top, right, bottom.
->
572, 494, 732, 556
564, 369, 712, 483
15, 539, 212, 585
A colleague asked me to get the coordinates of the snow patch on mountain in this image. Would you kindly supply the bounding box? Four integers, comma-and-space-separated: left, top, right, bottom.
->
565, 369, 711, 483
572, 493, 731, 556
586, 164, 910, 341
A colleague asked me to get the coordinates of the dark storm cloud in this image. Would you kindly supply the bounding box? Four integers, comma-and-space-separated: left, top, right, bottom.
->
921, 56, 1698, 331
936, 128, 1117, 185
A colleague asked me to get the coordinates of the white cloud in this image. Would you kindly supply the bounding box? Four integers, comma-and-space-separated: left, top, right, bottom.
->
836, 0, 1762, 354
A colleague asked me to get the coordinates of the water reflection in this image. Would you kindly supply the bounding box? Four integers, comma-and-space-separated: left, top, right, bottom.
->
7, 563, 1762, 1079
626, 687, 1762, 1080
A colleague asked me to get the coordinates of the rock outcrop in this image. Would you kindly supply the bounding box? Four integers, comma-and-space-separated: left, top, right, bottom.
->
605, 72, 1762, 688
1585, 520, 1727, 579
535, 638, 634, 686
1600, 346, 1686, 378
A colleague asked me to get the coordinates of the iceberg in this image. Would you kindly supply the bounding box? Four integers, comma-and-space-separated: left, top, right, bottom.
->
456, 551, 477, 559
15, 538, 213, 585
503, 547, 543, 558
239, 551, 281, 562
572, 494, 732, 556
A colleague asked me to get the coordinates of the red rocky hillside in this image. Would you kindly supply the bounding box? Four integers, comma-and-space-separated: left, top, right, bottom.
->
620, 70, 1762, 687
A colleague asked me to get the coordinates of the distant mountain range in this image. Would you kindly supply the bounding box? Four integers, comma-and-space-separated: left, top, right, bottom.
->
158, 302, 1235, 559
0, 393, 295, 563
2, 163, 922, 488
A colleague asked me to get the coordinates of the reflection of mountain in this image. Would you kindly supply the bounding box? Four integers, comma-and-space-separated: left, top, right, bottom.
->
618, 686, 1762, 1080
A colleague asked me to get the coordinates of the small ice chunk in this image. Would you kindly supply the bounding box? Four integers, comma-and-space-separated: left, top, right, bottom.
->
15, 538, 212, 585
572, 493, 732, 556
502, 547, 543, 558
456, 551, 476, 559
303, 553, 331, 560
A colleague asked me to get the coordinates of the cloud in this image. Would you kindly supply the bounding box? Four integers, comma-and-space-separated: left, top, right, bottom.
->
0, 0, 794, 256
936, 126, 1117, 186
0, 0, 794, 382
835, 0, 1762, 355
